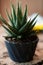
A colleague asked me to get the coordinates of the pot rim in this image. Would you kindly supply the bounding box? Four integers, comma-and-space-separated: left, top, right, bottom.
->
4, 35, 39, 44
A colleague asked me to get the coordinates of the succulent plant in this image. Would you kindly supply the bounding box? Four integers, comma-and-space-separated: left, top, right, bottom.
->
0, 3, 38, 40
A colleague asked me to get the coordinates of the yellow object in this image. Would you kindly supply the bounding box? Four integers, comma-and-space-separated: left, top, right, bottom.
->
33, 25, 43, 31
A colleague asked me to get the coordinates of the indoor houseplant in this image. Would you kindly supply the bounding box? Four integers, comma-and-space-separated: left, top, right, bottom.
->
0, 3, 38, 63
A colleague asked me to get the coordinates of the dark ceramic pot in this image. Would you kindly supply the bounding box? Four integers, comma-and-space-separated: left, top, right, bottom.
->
5, 35, 38, 63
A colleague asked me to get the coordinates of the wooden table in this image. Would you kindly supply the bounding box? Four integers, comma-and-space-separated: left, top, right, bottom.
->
0, 26, 43, 65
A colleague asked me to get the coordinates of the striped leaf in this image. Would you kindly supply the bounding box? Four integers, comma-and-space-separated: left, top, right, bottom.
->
2, 25, 17, 38
29, 21, 37, 30
19, 19, 30, 33
21, 5, 27, 26
5, 9, 14, 27
30, 14, 38, 25
11, 3, 16, 25
0, 15, 18, 34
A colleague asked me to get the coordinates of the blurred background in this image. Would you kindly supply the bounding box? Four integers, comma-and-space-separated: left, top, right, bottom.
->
0, 0, 43, 18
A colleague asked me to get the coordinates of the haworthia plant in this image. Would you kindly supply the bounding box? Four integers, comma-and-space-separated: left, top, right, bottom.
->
0, 3, 38, 39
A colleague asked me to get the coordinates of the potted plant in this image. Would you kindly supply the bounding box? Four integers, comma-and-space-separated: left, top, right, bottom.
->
0, 3, 38, 63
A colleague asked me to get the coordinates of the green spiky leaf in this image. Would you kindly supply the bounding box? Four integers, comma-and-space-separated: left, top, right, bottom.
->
0, 15, 19, 34
5, 9, 14, 27
11, 3, 16, 27
2, 25, 17, 38
21, 5, 27, 26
